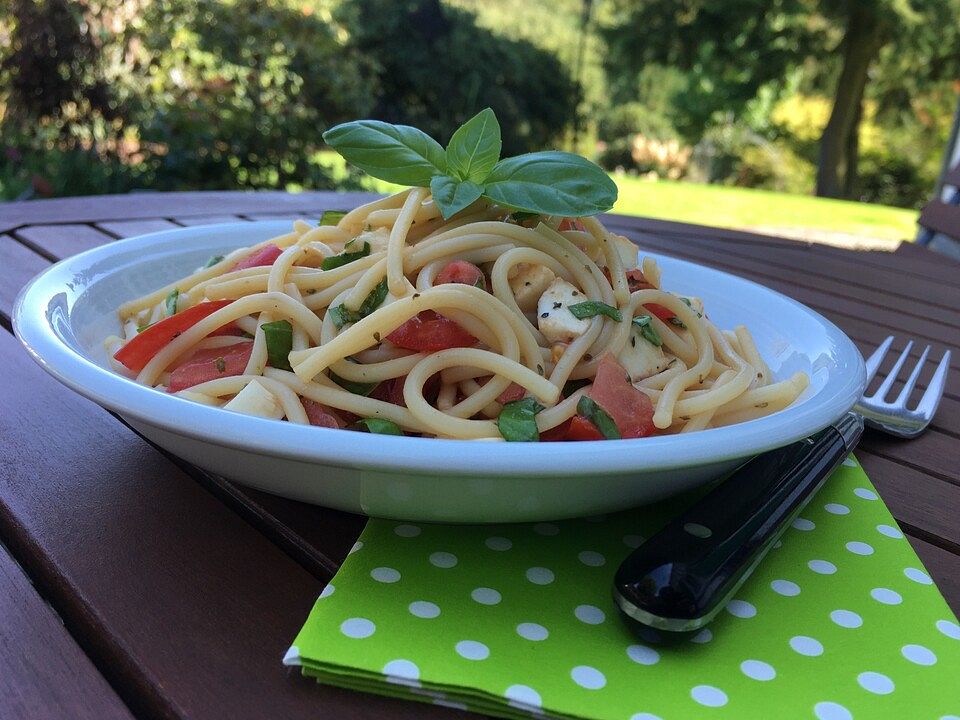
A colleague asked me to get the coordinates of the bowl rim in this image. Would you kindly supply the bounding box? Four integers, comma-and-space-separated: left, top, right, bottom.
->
13, 221, 867, 477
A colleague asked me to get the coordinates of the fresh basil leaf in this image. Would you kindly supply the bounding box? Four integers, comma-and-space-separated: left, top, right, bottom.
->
165, 289, 179, 317
319, 210, 347, 226
497, 397, 544, 442
136, 322, 154, 334
204, 254, 224, 268
632, 315, 662, 347
680, 296, 703, 317
322, 120, 446, 186
430, 175, 484, 219
262, 319, 293, 371
356, 418, 403, 435
561, 377, 591, 397
329, 372, 378, 396
328, 278, 389, 329
482, 151, 617, 217
669, 317, 686, 329
321, 241, 370, 271
577, 396, 621, 439
445, 107, 501, 183
568, 301, 622, 322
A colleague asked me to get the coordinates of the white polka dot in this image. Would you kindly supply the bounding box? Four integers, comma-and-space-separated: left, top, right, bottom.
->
630, 715, 663, 720
857, 671, 894, 695
383, 659, 420, 685
846, 541, 874, 556
825, 503, 850, 515
340, 617, 375, 638
533, 522, 559, 535
814, 701, 853, 720
854, 487, 878, 500
526, 567, 555, 585
349, 540, 363, 554
740, 659, 776, 681
904, 567, 933, 585
370, 567, 401, 583
319, 583, 335, 598
808, 559, 837, 575
282, 645, 300, 665
623, 534, 644, 548
877, 523, 903, 539
516, 622, 549, 641
573, 604, 606, 624
790, 635, 824, 656
773, 540, 783, 549
394, 524, 421, 537
471, 587, 501, 605
429, 552, 457, 568
771, 579, 800, 596
570, 665, 606, 689
843, 456, 858, 467
936, 619, 960, 639
830, 609, 863, 628
485, 536, 513, 551
940, 716, 960, 720
870, 588, 902, 605
690, 629, 712, 644
690, 685, 727, 707
683, 522, 712, 538
792, 517, 815, 531
626, 644, 660, 665
504, 684, 542, 709
726, 599, 757, 618
408, 600, 440, 618
578, 550, 606, 567
901, 644, 937, 665
455, 640, 489, 660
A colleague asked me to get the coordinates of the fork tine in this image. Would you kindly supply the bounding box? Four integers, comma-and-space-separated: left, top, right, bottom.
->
864, 335, 894, 385
916, 349, 952, 419
893, 345, 931, 408
871, 340, 914, 401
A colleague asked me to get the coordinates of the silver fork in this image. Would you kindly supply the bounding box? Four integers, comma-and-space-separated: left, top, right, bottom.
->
854, 335, 952, 438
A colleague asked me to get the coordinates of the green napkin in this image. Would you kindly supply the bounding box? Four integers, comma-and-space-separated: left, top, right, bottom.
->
285, 456, 960, 719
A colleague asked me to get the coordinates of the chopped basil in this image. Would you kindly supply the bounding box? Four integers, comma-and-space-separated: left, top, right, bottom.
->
497, 397, 544, 442
669, 317, 686, 329
319, 210, 348, 226
561, 378, 591, 397
136, 322, 154, 334
680, 297, 702, 317
165, 289, 180, 317
321, 241, 370, 271
329, 278, 389, 328
329, 372, 378, 396
356, 418, 403, 435
204, 254, 224, 268
262, 319, 293, 371
214, 357, 226, 373
568, 301, 622, 322
577, 396, 621, 439
632, 315, 662, 347
474, 275, 486, 290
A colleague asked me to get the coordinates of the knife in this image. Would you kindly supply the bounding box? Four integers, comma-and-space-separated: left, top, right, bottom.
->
613, 411, 864, 639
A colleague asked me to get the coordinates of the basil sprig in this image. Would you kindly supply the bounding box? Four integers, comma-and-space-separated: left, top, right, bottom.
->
204, 254, 224, 268
329, 372, 378, 396
165, 289, 180, 317
321, 241, 371, 271
497, 397, 544, 442
632, 315, 662, 347
356, 418, 403, 435
323, 108, 616, 220
568, 301, 622, 322
577, 396, 621, 440
329, 278, 389, 328
262, 319, 293, 371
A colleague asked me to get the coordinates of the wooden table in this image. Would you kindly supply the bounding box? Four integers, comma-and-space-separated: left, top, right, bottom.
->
1, 192, 958, 719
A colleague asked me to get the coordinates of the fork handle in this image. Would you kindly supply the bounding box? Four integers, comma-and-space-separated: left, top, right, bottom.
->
613, 412, 863, 635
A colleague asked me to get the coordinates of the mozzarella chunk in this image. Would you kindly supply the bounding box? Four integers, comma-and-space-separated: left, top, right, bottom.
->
619, 332, 668, 381
537, 277, 591, 343
613, 233, 641, 270
509, 263, 556, 312
223, 380, 284, 419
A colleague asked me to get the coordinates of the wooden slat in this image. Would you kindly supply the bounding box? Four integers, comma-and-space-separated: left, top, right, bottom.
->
906, 536, 960, 616
0, 328, 464, 720
860, 428, 959, 485
0, 541, 134, 720
14, 224, 116, 260
918, 202, 960, 242
96, 219, 181, 238
0, 191, 382, 233
0, 236, 48, 319
174, 215, 248, 226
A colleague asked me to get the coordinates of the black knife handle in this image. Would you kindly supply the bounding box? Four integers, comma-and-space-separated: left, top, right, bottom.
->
614, 412, 863, 635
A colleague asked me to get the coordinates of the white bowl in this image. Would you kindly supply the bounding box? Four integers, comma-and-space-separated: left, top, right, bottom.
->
14, 222, 866, 522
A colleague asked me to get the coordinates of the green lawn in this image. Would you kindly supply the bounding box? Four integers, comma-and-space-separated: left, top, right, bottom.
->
315, 152, 918, 244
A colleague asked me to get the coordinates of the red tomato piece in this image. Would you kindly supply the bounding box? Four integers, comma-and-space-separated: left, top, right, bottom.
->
301, 398, 345, 429
565, 415, 605, 441
435, 260, 486, 290
539, 418, 573, 441
231, 243, 283, 271
497, 382, 526, 404
588, 353, 656, 439
386, 311, 476, 352
114, 300, 235, 373
644, 303, 675, 321
557, 218, 586, 232
625, 269, 655, 292
369, 373, 441, 407
167, 341, 253, 392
